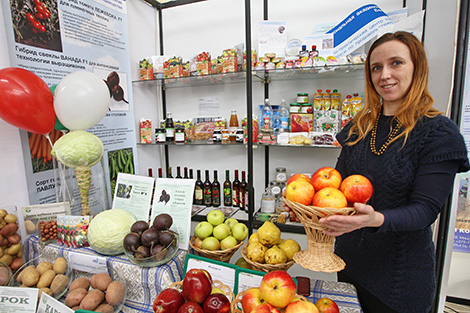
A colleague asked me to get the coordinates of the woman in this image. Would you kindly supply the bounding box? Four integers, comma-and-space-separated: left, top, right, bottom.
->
318, 31, 469, 313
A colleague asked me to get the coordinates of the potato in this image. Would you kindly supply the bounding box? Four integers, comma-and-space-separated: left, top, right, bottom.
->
95, 302, 114, 313
0, 266, 11, 286
16, 265, 35, 284
38, 287, 52, 299
0, 254, 12, 266
7, 243, 21, 256
65, 287, 88, 308
10, 257, 24, 271
69, 277, 91, 292
21, 267, 40, 287
52, 257, 67, 275
80, 289, 105, 311
50, 274, 69, 296
36, 261, 53, 275
4, 214, 17, 224
36, 269, 56, 288
0, 209, 7, 218
90, 273, 112, 291
24, 220, 36, 234
0, 223, 18, 237
105, 280, 125, 306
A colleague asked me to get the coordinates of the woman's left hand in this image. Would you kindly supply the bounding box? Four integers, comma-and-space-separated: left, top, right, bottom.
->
318, 202, 384, 236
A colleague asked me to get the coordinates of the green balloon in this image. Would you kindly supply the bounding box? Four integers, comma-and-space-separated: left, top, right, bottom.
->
50, 84, 57, 95
51, 84, 69, 131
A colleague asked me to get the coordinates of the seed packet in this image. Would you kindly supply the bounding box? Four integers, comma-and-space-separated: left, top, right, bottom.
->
57, 215, 90, 248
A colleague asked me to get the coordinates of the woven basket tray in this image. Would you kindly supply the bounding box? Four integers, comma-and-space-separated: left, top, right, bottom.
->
189, 236, 244, 263
169, 279, 235, 303
283, 197, 356, 273
230, 287, 308, 313
240, 244, 295, 273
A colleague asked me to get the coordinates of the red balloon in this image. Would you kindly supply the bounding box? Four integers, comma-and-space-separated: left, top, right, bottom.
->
0, 67, 55, 134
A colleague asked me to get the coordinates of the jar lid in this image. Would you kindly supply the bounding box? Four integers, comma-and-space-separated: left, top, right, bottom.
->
297, 93, 308, 96
290, 103, 300, 106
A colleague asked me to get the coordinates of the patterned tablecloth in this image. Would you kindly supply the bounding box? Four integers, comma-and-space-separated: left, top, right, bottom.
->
24, 235, 187, 313
307, 279, 363, 313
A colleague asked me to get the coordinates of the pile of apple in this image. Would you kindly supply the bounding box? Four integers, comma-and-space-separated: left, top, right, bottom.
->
285, 166, 373, 210
240, 270, 339, 313
153, 268, 231, 313
193, 209, 248, 251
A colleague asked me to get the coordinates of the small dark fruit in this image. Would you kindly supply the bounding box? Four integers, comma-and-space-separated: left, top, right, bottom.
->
151, 244, 164, 256
141, 228, 159, 247
131, 220, 149, 234
134, 245, 150, 259
123, 232, 141, 253
153, 213, 173, 231
159, 231, 175, 247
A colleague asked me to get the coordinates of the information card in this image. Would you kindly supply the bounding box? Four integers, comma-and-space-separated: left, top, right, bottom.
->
0, 286, 39, 313
112, 173, 154, 221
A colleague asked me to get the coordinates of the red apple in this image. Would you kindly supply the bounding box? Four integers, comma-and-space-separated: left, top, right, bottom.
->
310, 167, 342, 191
286, 300, 319, 313
203, 293, 231, 313
286, 173, 312, 186
251, 303, 281, 313
182, 269, 212, 304
259, 270, 297, 309
285, 180, 315, 205
311, 187, 348, 209
153, 288, 185, 313
315, 298, 339, 313
177, 301, 204, 313
241, 287, 265, 313
193, 237, 203, 249
340, 174, 373, 204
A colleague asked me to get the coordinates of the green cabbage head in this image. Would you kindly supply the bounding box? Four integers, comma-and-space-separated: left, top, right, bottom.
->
87, 209, 136, 255
51, 130, 104, 168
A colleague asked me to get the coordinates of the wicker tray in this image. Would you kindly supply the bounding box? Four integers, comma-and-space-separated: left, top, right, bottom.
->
230, 287, 308, 313
189, 236, 244, 263
283, 197, 356, 273
169, 279, 234, 303
240, 244, 295, 273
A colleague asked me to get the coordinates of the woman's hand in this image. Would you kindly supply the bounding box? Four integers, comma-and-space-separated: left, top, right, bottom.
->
319, 202, 384, 236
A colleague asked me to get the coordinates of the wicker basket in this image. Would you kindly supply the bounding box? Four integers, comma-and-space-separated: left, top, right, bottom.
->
230, 287, 308, 313
169, 279, 234, 303
189, 236, 244, 263
283, 197, 356, 273
240, 244, 295, 273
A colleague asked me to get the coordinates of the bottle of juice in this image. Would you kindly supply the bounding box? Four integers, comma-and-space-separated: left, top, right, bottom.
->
341, 95, 351, 117
350, 93, 363, 117
313, 89, 323, 111
322, 89, 331, 110
331, 89, 341, 110
229, 110, 239, 143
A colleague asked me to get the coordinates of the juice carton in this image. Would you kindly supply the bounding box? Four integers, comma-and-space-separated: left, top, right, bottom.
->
140, 119, 152, 144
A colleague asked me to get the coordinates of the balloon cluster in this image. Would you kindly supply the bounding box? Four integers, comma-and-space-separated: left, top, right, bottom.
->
0, 67, 110, 134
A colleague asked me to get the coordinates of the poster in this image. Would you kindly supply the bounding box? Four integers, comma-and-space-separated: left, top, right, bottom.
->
1, 0, 137, 213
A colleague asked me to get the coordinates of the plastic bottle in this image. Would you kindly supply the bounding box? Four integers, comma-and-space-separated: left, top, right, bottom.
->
260, 98, 273, 129
272, 111, 281, 134
278, 99, 290, 132
299, 44, 310, 67
299, 45, 309, 58
313, 89, 323, 111
331, 89, 341, 110
309, 45, 319, 59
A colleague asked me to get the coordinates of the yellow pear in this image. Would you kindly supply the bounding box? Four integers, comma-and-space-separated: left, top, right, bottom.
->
264, 245, 287, 265
278, 239, 301, 261
257, 221, 281, 247
249, 232, 260, 244
246, 242, 267, 263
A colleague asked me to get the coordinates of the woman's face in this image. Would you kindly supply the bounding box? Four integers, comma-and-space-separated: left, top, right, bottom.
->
369, 40, 414, 113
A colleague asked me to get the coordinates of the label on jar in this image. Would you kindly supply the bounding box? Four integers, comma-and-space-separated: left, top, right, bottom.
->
271, 186, 281, 197
297, 94, 309, 104
175, 131, 185, 143
261, 199, 275, 213
276, 172, 287, 183
236, 129, 244, 143
155, 130, 166, 143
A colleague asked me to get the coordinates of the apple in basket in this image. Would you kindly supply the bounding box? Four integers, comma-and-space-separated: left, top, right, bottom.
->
251, 303, 281, 313
285, 179, 315, 205
177, 301, 204, 313
315, 297, 340, 313
260, 271, 297, 309
286, 173, 312, 186
340, 174, 373, 204
182, 268, 212, 304
242, 288, 265, 313
311, 187, 348, 208
203, 293, 231, 313
285, 299, 319, 313
153, 288, 185, 313
310, 167, 342, 191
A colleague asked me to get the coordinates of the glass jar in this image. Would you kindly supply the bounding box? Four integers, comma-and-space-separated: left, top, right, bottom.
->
236, 128, 244, 143
221, 129, 230, 144
155, 128, 166, 143
269, 180, 281, 198
275, 167, 287, 183
296, 93, 309, 104
260, 187, 275, 213
301, 104, 313, 113
290, 103, 301, 113
175, 127, 185, 144
212, 129, 222, 143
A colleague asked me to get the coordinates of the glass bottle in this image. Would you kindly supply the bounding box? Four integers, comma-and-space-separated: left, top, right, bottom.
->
232, 170, 240, 207
189, 169, 194, 179
158, 168, 163, 178
260, 187, 275, 213
212, 170, 221, 207
165, 112, 174, 143
194, 170, 203, 205
176, 166, 182, 179
239, 171, 247, 211
229, 110, 239, 143
223, 170, 232, 206
183, 167, 189, 179
167, 166, 173, 178
203, 170, 212, 207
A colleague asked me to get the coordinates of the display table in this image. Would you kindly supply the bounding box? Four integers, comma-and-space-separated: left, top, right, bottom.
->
24, 235, 187, 313
307, 279, 362, 313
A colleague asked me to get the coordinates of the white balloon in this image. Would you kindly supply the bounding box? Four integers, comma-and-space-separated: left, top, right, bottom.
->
54, 71, 110, 130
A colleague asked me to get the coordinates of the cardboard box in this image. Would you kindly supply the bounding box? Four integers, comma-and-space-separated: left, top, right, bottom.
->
289, 113, 313, 132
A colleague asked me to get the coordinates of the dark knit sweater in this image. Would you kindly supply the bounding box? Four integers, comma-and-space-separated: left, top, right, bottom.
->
335, 114, 470, 313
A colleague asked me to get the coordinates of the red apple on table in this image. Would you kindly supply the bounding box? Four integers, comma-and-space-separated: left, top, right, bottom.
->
259, 270, 297, 309
286, 173, 312, 186
177, 301, 204, 313
203, 293, 231, 313
310, 167, 342, 191
251, 303, 281, 313
285, 299, 319, 313
182, 268, 212, 304
285, 180, 315, 205
241, 287, 265, 313
340, 174, 373, 204
311, 187, 348, 209
315, 297, 339, 313
153, 288, 184, 313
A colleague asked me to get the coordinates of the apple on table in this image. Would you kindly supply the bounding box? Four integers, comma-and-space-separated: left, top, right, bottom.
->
182, 268, 212, 304
177, 301, 204, 313
203, 293, 231, 313
250, 303, 281, 313
207, 209, 225, 226
315, 297, 340, 313
241, 287, 265, 313
285, 299, 319, 313
260, 270, 297, 309
153, 288, 184, 313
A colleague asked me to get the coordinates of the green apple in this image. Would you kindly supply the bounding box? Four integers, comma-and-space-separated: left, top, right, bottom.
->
195, 221, 213, 240
207, 209, 225, 226
232, 223, 249, 242
213, 223, 231, 241
202, 236, 220, 251
224, 218, 239, 230
220, 235, 238, 250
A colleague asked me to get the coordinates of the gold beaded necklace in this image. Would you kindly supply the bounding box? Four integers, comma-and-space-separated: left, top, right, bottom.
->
370, 113, 402, 156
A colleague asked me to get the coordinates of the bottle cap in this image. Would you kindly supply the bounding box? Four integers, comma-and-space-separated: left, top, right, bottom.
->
333, 89, 338, 92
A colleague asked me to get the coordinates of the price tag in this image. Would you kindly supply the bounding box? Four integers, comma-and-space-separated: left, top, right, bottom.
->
0, 286, 39, 313
69, 252, 108, 273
